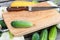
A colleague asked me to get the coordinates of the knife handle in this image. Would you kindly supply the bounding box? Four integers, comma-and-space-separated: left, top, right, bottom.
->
7, 7, 28, 12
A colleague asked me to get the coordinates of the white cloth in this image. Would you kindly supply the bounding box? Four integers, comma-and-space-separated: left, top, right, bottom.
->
0, 32, 25, 40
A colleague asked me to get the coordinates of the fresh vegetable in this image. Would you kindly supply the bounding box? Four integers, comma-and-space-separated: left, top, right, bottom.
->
11, 20, 33, 28
32, 32, 40, 40
49, 25, 57, 40
0, 20, 7, 29
40, 29, 48, 40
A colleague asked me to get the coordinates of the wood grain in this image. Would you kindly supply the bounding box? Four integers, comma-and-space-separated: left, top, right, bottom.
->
3, 2, 60, 36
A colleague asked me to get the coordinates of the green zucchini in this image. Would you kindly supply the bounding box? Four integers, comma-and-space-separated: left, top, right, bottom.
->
32, 32, 40, 40
11, 20, 33, 28
40, 29, 48, 40
49, 25, 57, 40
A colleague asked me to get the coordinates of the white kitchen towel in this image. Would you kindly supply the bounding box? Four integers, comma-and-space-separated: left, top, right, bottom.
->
0, 32, 25, 40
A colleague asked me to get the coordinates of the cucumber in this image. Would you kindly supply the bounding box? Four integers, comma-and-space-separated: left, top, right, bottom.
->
0, 20, 7, 29
49, 25, 57, 40
11, 20, 33, 28
40, 29, 48, 40
32, 32, 40, 40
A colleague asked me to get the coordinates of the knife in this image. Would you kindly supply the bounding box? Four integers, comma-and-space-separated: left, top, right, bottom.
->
7, 6, 60, 12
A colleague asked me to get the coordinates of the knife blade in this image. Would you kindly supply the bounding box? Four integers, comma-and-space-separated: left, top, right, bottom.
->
28, 6, 60, 11
7, 6, 60, 12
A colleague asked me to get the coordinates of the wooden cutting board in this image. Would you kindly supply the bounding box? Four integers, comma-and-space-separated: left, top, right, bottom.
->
3, 2, 60, 36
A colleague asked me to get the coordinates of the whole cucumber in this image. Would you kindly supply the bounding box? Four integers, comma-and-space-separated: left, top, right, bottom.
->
32, 32, 40, 40
40, 29, 48, 40
0, 20, 7, 29
11, 20, 33, 28
49, 25, 57, 40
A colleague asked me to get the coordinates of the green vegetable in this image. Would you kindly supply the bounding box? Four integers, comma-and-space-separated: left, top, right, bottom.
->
40, 29, 48, 40
49, 25, 57, 40
11, 20, 33, 28
32, 32, 40, 40
0, 20, 7, 29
